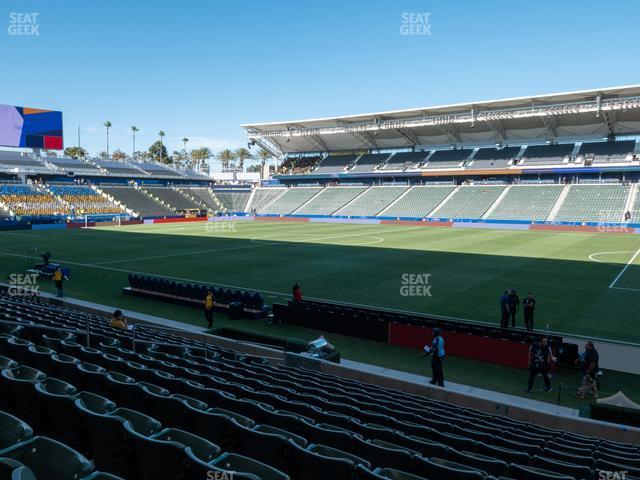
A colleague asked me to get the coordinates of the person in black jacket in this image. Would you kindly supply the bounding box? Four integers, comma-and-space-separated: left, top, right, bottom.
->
508, 289, 520, 328
527, 336, 553, 393
522, 292, 536, 332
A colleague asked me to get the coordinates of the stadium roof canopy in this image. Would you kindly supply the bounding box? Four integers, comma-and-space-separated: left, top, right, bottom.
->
242, 85, 640, 157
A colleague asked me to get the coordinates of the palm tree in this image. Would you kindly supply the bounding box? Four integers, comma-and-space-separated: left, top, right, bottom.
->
257, 148, 272, 179
104, 121, 112, 156
131, 126, 139, 159
158, 131, 166, 162
234, 147, 252, 172
217, 149, 236, 171
182, 137, 189, 151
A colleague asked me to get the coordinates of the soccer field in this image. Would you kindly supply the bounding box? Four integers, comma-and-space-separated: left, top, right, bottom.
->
2, 220, 640, 343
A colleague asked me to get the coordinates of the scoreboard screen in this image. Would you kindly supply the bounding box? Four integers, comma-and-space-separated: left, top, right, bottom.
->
0, 104, 63, 149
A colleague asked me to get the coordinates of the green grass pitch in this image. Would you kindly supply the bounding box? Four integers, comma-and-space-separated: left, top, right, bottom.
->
2, 221, 640, 409
2, 220, 640, 343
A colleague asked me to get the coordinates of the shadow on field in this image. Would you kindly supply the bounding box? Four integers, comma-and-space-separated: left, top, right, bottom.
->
1, 226, 639, 342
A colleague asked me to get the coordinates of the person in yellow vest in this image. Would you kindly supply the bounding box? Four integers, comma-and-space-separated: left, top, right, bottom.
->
110, 310, 129, 330
53, 267, 64, 298
204, 290, 214, 329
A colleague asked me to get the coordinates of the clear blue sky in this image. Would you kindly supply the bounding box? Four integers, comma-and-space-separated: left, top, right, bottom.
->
1, 0, 639, 159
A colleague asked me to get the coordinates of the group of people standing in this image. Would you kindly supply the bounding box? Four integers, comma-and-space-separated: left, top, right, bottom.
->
527, 336, 600, 398
500, 289, 536, 331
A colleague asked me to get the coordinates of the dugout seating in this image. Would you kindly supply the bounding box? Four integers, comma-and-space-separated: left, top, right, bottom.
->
0, 293, 638, 479
274, 299, 562, 348
125, 274, 269, 319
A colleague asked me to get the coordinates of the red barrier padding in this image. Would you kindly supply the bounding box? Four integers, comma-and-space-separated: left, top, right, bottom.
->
66, 222, 92, 228
389, 322, 530, 369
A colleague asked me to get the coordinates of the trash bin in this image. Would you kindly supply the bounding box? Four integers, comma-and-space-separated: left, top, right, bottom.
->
228, 302, 244, 320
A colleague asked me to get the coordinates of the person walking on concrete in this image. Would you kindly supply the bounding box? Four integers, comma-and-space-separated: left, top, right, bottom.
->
575, 341, 599, 399
523, 292, 536, 332
527, 336, 553, 393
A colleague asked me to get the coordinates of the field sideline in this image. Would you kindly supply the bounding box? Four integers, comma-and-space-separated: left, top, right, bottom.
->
2, 220, 640, 343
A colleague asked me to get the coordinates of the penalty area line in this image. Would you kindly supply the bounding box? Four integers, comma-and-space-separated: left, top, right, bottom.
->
609, 247, 640, 289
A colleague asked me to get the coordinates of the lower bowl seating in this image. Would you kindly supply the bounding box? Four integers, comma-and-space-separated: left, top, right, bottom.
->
0, 293, 637, 480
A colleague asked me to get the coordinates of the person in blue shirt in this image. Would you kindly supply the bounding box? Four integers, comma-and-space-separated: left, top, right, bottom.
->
423, 327, 445, 387
500, 291, 510, 328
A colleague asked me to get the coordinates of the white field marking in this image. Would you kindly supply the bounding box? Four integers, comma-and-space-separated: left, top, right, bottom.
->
94, 225, 414, 265
609, 247, 640, 289
610, 286, 640, 292
92, 243, 271, 265
588, 251, 635, 263
0, 250, 288, 295
3, 249, 638, 343
249, 225, 423, 245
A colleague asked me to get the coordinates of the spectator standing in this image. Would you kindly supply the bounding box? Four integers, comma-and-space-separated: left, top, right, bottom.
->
423, 328, 445, 387
292, 283, 302, 303
575, 341, 599, 398
204, 289, 215, 329
53, 267, 64, 298
522, 292, 536, 332
500, 291, 510, 328
508, 289, 520, 328
527, 337, 553, 393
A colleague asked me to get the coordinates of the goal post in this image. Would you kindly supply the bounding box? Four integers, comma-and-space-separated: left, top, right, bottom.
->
82, 213, 125, 228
